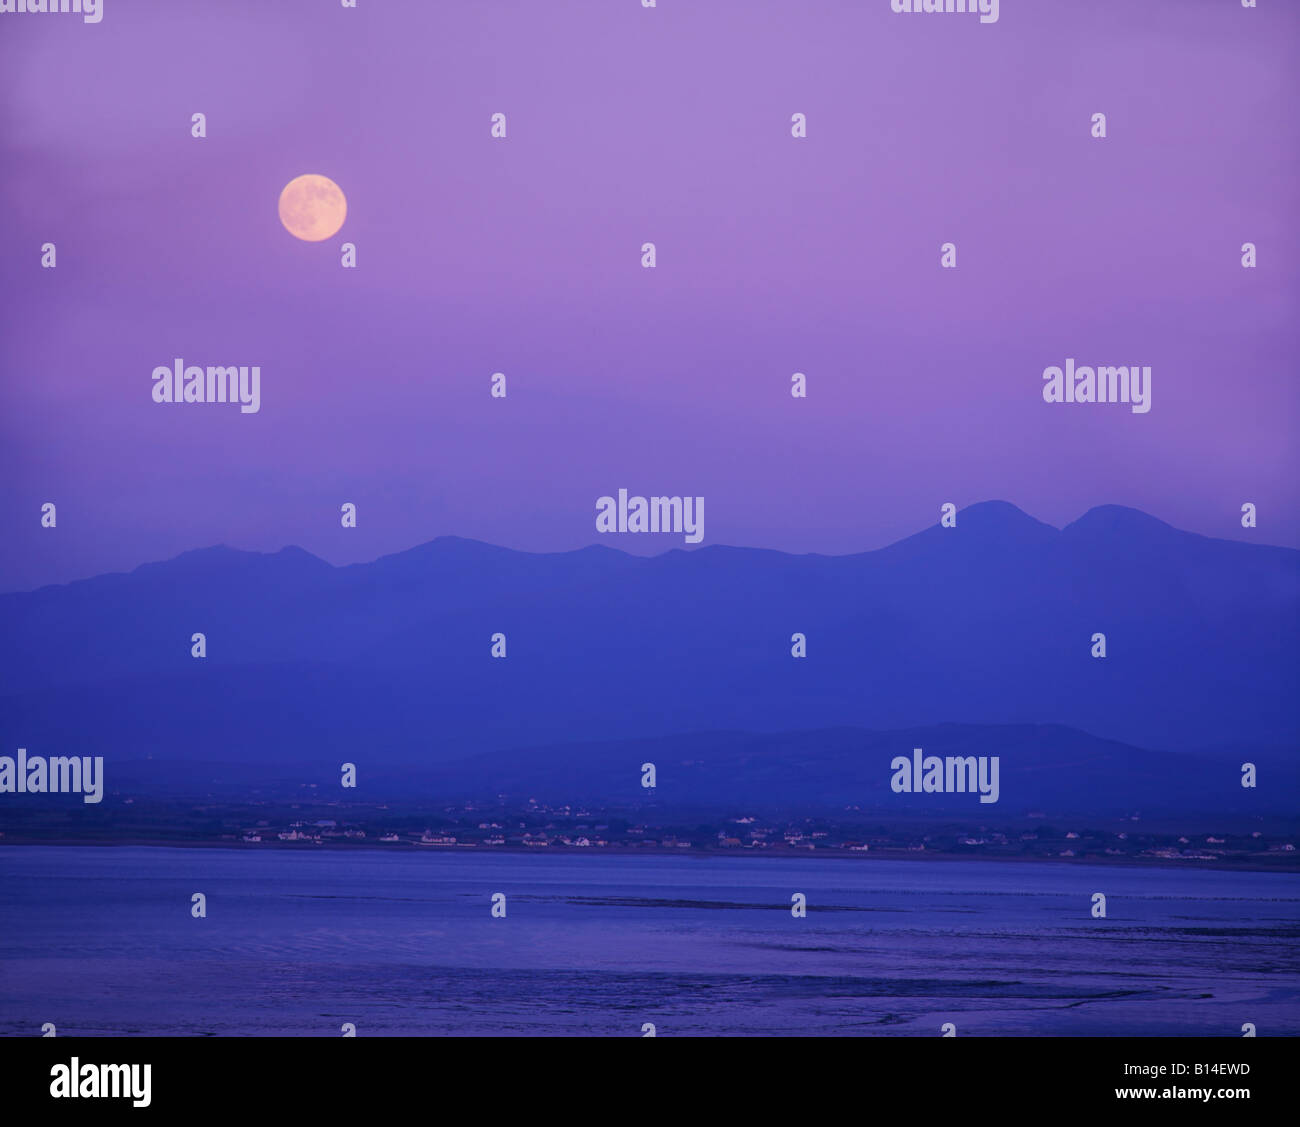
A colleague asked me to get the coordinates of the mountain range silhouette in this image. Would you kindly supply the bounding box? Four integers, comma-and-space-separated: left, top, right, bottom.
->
1, 503, 1295, 803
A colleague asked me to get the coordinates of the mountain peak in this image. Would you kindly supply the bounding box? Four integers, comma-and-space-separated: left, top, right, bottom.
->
958, 500, 1057, 534
368, 535, 523, 569
132, 543, 330, 578
1063, 505, 1179, 538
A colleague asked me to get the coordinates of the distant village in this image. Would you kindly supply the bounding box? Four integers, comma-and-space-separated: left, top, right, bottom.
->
208, 797, 1297, 868
3, 793, 1295, 868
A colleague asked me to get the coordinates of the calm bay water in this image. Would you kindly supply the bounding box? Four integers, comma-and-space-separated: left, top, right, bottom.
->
1, 846, 1296, 1036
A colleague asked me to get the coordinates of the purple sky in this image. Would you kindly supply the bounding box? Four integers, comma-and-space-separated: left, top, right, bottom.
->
2, 0, 1298, 591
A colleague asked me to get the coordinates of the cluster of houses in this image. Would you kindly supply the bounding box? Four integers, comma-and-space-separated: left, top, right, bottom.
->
229, 815, 1296, 861
240, 819, 365, 844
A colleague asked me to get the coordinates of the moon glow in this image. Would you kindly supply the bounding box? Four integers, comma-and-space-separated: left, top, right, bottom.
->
278, 174, 347, 242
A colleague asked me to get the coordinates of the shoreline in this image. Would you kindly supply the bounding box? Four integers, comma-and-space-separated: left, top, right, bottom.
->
1, 836, 1294, 874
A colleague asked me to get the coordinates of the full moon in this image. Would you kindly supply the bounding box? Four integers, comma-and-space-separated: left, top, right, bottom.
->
278, 174, 347, 242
